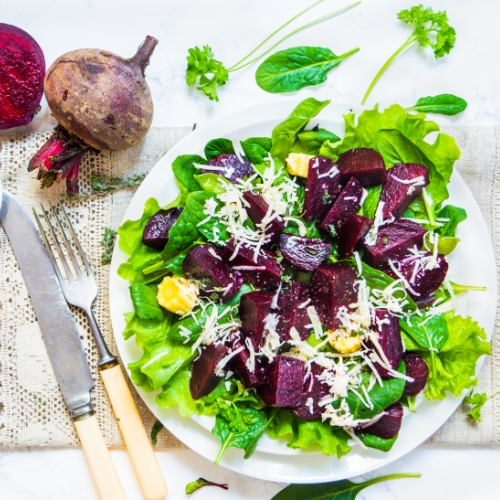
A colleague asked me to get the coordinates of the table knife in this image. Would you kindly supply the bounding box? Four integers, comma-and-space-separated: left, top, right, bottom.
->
0, 189, 127, 500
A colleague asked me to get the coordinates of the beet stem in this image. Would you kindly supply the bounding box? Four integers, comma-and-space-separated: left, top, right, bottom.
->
131, 36, 158, 76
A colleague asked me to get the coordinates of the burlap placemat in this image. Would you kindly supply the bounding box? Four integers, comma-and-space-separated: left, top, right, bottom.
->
0, 125, 498, 450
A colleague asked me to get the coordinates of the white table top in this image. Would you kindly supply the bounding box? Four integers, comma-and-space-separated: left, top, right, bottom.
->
2, 0, 500, 498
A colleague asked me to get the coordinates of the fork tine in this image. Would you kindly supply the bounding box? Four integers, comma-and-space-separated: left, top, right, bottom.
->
57, 198, 93, 276
36, 204, 74, 282
48, 200, 83, 278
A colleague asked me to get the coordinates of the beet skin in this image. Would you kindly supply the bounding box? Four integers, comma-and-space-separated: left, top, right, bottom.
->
204, 154, 254, 183
190, 343, 229, 399
337, 148, 387, 186
142, 208, 182, 250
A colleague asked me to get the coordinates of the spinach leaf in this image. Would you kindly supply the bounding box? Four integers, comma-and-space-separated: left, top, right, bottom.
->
241, 137, 272, 164
358, 432, 398, 452
204, 138, 234, 160
407, 94, 468, 116
186, 191, 229, 243
271, 473, 421, 499
129, 283, 165, 320
256, 46, 359, 93
399, 314, 449, 352
172, 154, 206, 193
160, 208, 200, 261
360, 184, 382, 219
436, 204, 467, 237
150, 420, 164, 445
271, 98, 330, 162
194, 173, 230, 194
244, 408, 279, 459
293, 128, 340, 155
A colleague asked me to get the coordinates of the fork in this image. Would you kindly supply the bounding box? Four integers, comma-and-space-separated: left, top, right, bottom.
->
34, 201, 167, 500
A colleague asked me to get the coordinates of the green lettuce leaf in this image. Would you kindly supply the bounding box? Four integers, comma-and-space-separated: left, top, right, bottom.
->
156, 368, 201, 417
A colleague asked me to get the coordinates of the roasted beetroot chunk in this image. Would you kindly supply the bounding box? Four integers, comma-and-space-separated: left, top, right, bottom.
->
381, 251, 448, 299
230, 345, 266, 388
303, 156, 341, 220
142, 208, 182, 250
0, 24, 45, 130
279, 234, 332, 271
318, 177, 364, 237
402, 352, 429, 397
310, 263, 358, 329
276, 281, 311, 341
357, 402, 403, 439
190, 343, 229, 399
222, 239, 283, 289
240, 291, 274, 350
202, 154, 253, 183
293, 362, 330, 420
380, 163, 429, 219
368, 309, 403, 378
257, 355, 305, 407
362, 219, 426, 267
242, 191, 284, 240
337, 148, 387, 186
337, 214, 373, 259
182, 244, 239, 300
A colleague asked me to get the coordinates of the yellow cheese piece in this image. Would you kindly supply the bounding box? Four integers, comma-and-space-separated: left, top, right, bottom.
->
286, 153, 313, 178
328, 330, 362, 354
157, 276, 199, 316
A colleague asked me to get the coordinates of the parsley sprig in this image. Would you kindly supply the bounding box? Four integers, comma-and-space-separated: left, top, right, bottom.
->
362, 4, 457, 105
464, 388, 500, 422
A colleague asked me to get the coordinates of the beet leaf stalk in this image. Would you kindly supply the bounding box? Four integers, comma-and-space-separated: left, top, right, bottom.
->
361, 5, 456, 105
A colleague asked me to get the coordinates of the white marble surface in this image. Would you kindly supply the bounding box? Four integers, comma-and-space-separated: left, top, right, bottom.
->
1, 0, 500, 498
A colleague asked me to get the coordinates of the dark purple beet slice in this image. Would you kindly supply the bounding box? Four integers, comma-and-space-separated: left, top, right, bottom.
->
0, 24, 45, 130
368, 309, 403, 378
257, 355, 305, 407
337, 214, 373, 259
310, 263, 358, 330
402, 352, 429, 397
202, 154, 253, 183
276, 281, 311, 341
303, 156, 341, 220
362, 220, 426, 267
318, 177, 364, 237
240, 291, 274, 350
242, 191, 284, 240
380, 163, 429, 219
222, 239, 283, 289
190, 343, 229, 399
337, 148, 387, 186
229, 344, 266, 388
380, 251, 448, 300
279, 234, 332, 271
293, 362, 330, 420
182, 244, 239, 300
415, 296, 437, 309
357, 402, 403, 439
141, 207, 183, 250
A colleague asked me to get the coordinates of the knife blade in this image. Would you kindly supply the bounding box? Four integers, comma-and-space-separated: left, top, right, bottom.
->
0, 191, 126, 500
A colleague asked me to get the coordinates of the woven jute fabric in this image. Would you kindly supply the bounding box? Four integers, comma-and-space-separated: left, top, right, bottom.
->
0, 125, 498, 450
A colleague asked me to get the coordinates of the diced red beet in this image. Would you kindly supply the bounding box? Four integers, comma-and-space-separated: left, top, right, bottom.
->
202, 154, 253, 183
337, 214, 373, 259
279, 234, 332, 271
380, 251, 448, 300
276, 281, 311, 341
141, 207, 183, 250
242, 191, 284, 240
380, 163, 429, 219
357, 402, 403, 439
337, 148, 387, 187
229, 344, 266, 388
293, 362, 330, 420
368, 309, 403, 378
222, 239, 283, 289
362, 220, 426, 267
310, 263, 358, 330
303, 156, 341, 220
0, 24, 45, 130
240, 291, 274, 350
402, 352, 429, 397
190, 343, 229, 399
257, 355, 305, 407
182, 244, 239, 300
318, 177, 364, 237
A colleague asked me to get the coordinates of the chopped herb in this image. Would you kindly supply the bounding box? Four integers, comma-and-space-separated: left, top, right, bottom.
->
100, 228, 117, 264
150, 419, 164, 445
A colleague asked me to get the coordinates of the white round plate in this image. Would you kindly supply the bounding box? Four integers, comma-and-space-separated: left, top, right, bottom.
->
109, 97, 496, 483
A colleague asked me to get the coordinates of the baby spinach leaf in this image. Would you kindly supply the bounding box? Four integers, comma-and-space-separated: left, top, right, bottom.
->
271, 98, 330, 162
161, 208, 200, 261
359, 185, 382, 219
436, 205, 467, 237
186, 191, 229, 243
407, 94, 468, 116
194, 173, 230, 194
399, 314, 449, 352
271, 472, 421, 499
358, 432, 398, 452
185, 478, 228, 495
172, 154, 206, 193
293, 128, 340, 155
256, 46, 359, 93
204, 138, 234, 160
241, 137, 272, 164
129, 283, 165, 320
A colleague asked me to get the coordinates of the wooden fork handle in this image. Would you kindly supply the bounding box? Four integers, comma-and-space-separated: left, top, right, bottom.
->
101, 364, 168, 500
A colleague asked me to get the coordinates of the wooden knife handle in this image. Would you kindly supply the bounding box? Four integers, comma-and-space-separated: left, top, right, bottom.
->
101, 364, 167, 500
74, 414, 127, 500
